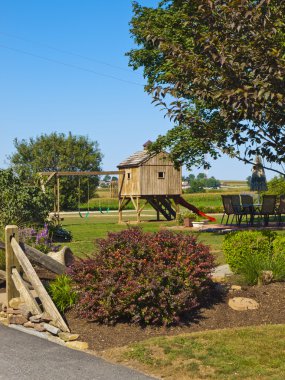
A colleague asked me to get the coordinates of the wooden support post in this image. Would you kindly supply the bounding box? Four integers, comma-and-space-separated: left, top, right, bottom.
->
5, 225, 20, 304
11, 268, 42, 315
118, 198, 123, 223
53, 179, 57, 213
157, 210, 160, 221
57, 175, 60, 215
137, 197, 141, 223
10, 237, 70, 332
174, 201, 180, 221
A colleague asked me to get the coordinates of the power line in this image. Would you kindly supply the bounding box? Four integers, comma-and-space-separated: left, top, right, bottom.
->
0, 31, 131, 72
0, 44, 144, 87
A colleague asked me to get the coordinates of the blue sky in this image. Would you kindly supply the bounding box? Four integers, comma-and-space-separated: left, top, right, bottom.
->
0, 0, 279, 180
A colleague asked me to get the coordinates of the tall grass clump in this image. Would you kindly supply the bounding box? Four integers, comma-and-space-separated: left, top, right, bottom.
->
223, 231, 285, 284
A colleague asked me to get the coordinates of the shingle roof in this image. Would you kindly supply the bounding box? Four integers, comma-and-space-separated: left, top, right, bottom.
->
117, 150, 154, 168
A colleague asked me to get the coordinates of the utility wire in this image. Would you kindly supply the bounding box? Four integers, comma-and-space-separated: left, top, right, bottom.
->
0, 31, 130, 72
0, 44, 144, 87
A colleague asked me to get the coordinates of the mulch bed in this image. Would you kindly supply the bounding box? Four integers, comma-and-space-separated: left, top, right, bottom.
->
65, 281, 285, 352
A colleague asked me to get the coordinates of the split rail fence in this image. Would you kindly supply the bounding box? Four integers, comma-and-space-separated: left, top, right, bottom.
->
1, 225, 70, 332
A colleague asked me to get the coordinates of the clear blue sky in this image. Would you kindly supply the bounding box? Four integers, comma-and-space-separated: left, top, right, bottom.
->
0, 0, 279, 180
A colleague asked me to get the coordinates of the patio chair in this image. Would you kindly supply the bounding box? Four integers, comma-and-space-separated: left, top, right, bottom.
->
240, 194, 255, 224
221, 195, 246, 225
252, 195, 277, 226
240, 194, 254, 213
221, 195, 235, 225
230, 194, 248, 225
276, 195, 285, 225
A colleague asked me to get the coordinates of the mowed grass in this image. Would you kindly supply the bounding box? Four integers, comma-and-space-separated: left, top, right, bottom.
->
62, 212, 177, 257
61, 212, 285, 263
102, 325, 285, 380
62, 212, 225, 261
79, 188, 251, 213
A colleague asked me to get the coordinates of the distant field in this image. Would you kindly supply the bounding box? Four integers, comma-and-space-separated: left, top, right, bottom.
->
220, 180, 248, 187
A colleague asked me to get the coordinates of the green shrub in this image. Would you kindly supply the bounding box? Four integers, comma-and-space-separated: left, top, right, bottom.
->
69, 228, 214, 325
271, 236, 285, 281
48, 275, 77, 313
223, 230, 284, 284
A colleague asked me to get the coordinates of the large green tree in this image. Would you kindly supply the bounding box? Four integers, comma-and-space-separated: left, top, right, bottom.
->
9, 132, 103, 210
0, 169, 52, 228
128, 0, 285, 175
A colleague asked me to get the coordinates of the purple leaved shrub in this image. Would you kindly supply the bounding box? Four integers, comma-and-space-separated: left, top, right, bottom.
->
68, 228, 214, 325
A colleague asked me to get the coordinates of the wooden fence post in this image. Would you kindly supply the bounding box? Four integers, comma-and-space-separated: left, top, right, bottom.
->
5, 225, 20, 304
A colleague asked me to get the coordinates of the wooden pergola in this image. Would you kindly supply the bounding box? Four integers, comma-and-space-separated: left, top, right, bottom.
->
38, 171, 124, 216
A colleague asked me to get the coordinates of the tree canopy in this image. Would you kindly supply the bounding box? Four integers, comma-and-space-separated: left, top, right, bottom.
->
0, 169, 52, 228
9, 132, 103, 210
183, 172, 221, 193
128, 0, 285, 175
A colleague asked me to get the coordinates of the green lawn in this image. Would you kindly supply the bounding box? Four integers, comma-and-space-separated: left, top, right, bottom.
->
79, 190, 251, 213
103, 325, 285, 380
62, 213, 225, 262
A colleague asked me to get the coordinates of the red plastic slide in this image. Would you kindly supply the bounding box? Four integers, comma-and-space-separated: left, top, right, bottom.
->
175, 196, 216, 222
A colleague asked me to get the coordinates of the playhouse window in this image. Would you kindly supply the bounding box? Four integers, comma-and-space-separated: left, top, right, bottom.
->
127, 172, 131, 180
158, 171, 165, 179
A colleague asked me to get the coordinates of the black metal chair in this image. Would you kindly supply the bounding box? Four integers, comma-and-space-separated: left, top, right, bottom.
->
252, 195, 277, 226
240, 194, 255, 225
240, 194, 254, 212
276, 195, 285, 225
221, 195, 247, 225
221, 195, 235, 224
231, 194, 249, 225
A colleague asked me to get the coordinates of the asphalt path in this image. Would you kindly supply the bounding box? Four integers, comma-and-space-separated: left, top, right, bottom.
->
0, 325, 155, 380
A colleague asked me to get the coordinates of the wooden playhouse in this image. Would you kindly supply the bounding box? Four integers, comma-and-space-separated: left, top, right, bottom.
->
117, 142, 216, 223
117, 142, 182, 222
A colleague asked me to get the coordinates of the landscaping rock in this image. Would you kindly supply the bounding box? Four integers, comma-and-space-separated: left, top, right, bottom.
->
2, 304, 7, 312
18, 305, 32, 319
9, 324, 47, 339
211, 264, 233, 282
0, 318, 9, 326
43, 323, 60, 335
33, 323, 46, 332
45, 332, 66, 346
258, 270, 273, 285
6, 308, 22, 315
231, 285, 242, 291
0, 311, 7, 318
8, 297, 23, 309
58, 332, 80, 342
29, 315, 42, 323
8, 314, 28, 325
65, 341, 89, 351
23, 321, 36, 328
228, 297, 259, 311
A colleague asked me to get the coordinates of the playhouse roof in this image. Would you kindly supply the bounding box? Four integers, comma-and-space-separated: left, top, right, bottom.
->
117, 150, 155, 168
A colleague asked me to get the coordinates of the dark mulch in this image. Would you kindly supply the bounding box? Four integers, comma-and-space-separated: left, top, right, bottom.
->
65, 281, 285, 352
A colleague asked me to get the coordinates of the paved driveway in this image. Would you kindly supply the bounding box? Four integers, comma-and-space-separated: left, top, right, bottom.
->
0, 325, 155, 380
